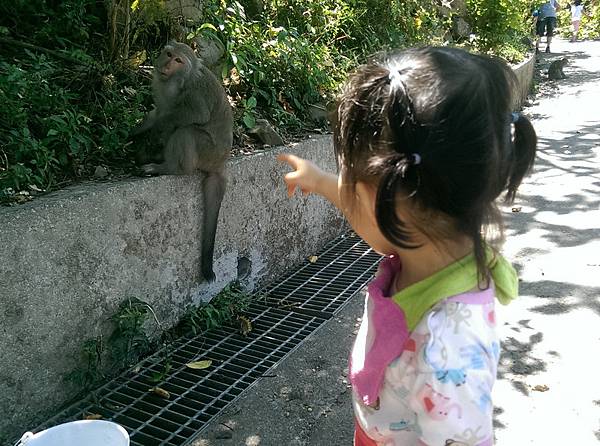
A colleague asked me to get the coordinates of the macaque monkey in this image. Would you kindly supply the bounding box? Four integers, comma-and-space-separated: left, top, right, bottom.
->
132, 41, 233, 282
548, 57, 568, 80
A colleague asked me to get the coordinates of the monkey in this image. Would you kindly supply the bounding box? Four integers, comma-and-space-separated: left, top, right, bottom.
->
548, 57, 568, 80
132, 41, 233, 282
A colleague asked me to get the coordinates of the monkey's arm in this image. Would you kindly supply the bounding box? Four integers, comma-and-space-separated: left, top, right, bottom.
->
131, 109, 159, 136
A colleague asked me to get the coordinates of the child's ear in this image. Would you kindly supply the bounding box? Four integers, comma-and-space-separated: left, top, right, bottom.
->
355, 181, 378, 225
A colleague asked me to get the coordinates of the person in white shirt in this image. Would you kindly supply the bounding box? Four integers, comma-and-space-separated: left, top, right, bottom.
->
570, 0, 586, 42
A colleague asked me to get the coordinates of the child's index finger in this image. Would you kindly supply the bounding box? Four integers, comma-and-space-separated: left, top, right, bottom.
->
277, 153, 300, 170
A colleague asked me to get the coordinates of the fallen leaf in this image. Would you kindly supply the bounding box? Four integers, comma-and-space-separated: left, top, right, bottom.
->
238, 315, 252, 336
532, 384, 549, 392
511, 207, 522, 213
149, 386, 170, 399
186, 360, 213, 370
308, 255, 318, 263
83, 413, 103, 420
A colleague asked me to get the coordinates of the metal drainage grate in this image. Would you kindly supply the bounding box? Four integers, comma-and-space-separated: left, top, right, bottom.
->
36, 232, 382, 446
262, 233, 382, 317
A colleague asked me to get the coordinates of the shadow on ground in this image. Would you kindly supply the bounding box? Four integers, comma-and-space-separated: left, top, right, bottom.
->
493, 41, 600, 433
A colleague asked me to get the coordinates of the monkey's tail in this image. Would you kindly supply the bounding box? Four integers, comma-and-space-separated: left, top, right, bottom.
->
200, 171, 227, 282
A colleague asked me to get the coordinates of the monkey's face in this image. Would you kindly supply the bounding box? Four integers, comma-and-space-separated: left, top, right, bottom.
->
155, 43, 194, 80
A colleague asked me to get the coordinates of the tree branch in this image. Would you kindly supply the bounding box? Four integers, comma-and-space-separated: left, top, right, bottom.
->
0, 37, 94, 66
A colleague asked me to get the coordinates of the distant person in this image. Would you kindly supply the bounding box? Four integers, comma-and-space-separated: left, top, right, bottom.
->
536, 0, 561, 53
279, 46, 537, 445
570, 0, 587, 42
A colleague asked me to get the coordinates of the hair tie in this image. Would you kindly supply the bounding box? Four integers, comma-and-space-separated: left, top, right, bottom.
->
511, 112, 520, 123
388, 68, 401, 85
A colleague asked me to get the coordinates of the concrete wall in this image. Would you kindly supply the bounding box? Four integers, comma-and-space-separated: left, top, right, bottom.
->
0, 136, 345, 443
512, 52, 536, 109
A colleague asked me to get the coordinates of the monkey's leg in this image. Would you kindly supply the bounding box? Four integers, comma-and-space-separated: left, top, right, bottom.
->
200, 171, 227, 282
142, 126, 200, 175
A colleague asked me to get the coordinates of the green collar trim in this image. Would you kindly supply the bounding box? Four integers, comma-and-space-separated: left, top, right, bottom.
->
392, 250, 518, 330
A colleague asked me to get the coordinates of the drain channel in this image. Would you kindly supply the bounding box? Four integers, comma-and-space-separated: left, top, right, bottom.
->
36, 232, 381, 445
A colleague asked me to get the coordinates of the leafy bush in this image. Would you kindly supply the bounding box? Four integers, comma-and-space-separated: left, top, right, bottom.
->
192, 0, 445, 130
465, 0, 534, 60
0, 0, 533, 203
556, 1, 600, 40
0, 53, 149, 199
0, 1, 155, 203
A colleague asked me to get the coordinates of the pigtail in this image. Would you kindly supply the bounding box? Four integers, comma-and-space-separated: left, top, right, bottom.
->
505, 113, 537, 202
375, 154, 422, 249
371, 66, 424, 249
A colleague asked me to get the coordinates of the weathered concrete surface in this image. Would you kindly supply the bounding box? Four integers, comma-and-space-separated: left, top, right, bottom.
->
192, 41, 599, 445
512, 52, 536, 109
0, 135, 344, 443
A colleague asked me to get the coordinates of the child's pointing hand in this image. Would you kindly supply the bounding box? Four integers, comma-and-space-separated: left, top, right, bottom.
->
277, 153, 326, 198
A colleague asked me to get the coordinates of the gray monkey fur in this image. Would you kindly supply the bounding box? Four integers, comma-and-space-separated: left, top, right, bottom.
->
548, 58, 568, 80
132, 41, 233, 282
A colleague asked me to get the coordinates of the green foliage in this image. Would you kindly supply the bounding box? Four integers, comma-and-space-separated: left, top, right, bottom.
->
109, 297, 153, 369
0, 54, 149, 201
66, 337, 105, 390
0, 0, 534, 202
465, 0, 534, 58
179, 281, 255, 335
0, 1, 152, 203
66, 297, 152, 391
192, 0, 444, 129
66, 283, 257, 390
557, 1, 600, 40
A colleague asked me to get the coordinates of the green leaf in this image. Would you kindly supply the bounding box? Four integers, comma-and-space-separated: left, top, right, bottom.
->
200, 23, 218, 32
246, 96, 257, 109
243, 113, 256, 129
186, 360, 212, 370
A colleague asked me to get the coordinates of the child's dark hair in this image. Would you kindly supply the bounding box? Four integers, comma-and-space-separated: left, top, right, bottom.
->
333, 46, 537, 276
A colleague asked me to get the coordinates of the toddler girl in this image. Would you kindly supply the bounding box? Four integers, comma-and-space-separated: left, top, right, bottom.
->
279, 46, 537, 445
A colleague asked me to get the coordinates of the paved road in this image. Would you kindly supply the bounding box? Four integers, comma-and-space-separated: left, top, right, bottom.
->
494, 38, 600, 445
193, 39, 600, 445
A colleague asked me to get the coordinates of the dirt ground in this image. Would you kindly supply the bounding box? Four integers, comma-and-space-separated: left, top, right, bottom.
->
191, 38, 600, 446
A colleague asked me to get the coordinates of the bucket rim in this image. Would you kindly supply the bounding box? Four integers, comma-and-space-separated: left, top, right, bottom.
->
17, 420, 129, 445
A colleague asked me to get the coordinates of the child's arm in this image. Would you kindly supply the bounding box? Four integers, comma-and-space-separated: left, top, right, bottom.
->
277, 153, 342, 210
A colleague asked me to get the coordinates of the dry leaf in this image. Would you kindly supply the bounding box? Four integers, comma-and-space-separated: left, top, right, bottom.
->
532, 384, 549, 392
238, 315, 252, 336
308, 255, 318, 263
511, 207, 522, 213
84, 413, 103, 420
186, 360, 213, 370
150, 386, 170, 399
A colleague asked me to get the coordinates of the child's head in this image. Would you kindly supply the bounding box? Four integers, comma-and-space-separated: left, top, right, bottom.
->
333, 46, 537, 273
